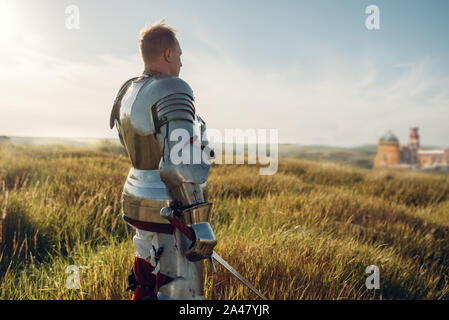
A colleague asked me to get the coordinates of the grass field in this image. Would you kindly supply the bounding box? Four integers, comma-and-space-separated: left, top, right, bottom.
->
1, 141, 448, 300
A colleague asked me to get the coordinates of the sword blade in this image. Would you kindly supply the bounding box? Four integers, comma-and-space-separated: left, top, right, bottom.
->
212, 251, 267, 300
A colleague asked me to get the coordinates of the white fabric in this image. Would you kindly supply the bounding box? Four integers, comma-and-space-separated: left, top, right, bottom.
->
131, 227, 160, 275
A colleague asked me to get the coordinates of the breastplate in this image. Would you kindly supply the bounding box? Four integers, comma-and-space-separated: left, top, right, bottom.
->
119, 76, 172, 223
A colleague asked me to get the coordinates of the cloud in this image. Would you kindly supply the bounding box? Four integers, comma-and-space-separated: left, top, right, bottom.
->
0, 27, 448, 148
0, 43, 142, 137
184, 30, 449, 147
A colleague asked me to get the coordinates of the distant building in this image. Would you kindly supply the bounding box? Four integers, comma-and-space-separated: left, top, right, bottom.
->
418, 149, 449, 169
373, 130, 401, 168
373, 127, 449, 170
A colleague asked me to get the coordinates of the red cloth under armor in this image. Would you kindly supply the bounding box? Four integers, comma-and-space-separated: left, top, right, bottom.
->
131, 256, 173, 300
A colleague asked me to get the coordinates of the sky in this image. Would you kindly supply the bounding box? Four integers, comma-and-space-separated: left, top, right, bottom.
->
0, 0, 448, 148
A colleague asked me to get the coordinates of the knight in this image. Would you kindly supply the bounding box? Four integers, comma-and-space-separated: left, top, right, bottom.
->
110, 22, 217, 300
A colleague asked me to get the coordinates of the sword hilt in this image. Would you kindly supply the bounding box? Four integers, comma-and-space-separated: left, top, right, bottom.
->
160, 206, 195, 241
160, 206, 216, 264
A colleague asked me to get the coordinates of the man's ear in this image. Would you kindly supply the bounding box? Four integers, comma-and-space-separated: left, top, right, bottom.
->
164, 47, 172, 62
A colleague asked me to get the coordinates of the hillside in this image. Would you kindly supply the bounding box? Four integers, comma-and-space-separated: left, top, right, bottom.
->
2, 136, 380, 168
6, 136, 447, 170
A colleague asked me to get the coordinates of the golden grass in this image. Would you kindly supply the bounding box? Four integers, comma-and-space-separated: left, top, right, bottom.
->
0, 141, 448, 299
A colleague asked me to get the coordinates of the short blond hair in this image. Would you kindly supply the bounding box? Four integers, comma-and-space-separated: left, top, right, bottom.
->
139, 21, 178, 64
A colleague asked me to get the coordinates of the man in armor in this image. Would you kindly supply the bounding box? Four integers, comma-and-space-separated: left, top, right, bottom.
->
110, 22, 217, 300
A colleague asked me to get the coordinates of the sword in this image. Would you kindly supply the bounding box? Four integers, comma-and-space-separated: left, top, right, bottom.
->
160, 207, 267, 300
210, 251, 267, 300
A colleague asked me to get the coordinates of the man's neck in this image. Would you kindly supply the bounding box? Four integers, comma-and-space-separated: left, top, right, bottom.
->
144, 64, 170, 76
143, 69, 162, 77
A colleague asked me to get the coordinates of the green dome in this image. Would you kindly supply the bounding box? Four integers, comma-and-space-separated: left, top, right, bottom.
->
381, 130, 399, 142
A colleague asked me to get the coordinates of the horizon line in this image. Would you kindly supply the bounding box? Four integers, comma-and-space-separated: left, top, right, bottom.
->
2, 135, 448, 149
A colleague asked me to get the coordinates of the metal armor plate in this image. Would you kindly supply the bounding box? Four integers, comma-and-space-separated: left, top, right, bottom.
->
112, 74, 196, 223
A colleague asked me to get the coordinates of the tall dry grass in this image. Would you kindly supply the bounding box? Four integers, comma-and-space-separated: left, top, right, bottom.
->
0, 141, 448, 299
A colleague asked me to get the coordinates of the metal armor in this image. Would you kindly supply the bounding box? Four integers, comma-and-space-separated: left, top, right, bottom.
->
110, 71, 217, 299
